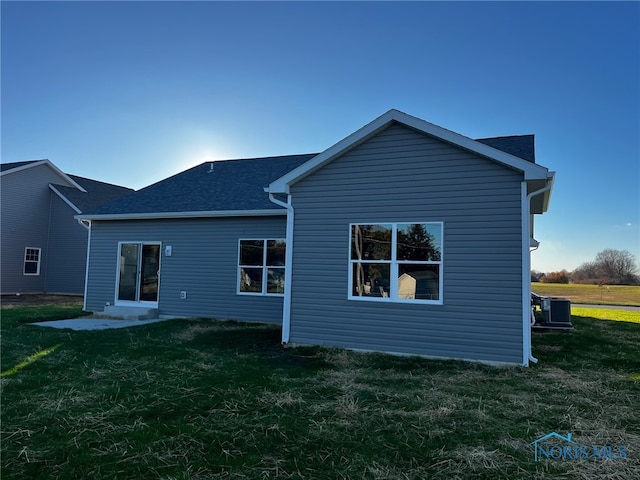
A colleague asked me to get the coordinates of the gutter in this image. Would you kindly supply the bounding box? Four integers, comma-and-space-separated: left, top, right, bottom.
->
77, 218, 90, 231
74, 209, 286, 222
266, 191, 294, 344
522, 174, 555, 366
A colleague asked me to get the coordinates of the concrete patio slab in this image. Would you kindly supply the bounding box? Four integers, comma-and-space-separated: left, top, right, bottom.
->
30, 316, 179, 331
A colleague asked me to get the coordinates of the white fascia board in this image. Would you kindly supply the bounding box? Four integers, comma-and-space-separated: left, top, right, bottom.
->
268, 109, 550, 194
49, 184, 82, 214
1, 159, 87, 192
75, 209, 287, 221
44, 160, 87, 192
268, 111, 398, 194
397, 112, 550, 180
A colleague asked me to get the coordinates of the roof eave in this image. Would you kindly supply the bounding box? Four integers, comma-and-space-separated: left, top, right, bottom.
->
75, 209, 287, 221
268, 114, 395, 194
540, 171, 556, 213
529, 171, 555, 214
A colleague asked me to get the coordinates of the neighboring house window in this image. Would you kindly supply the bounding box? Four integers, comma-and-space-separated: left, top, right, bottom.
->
349, 223, 443, 303
24, 247, 42, 275
238, 239, 286, 296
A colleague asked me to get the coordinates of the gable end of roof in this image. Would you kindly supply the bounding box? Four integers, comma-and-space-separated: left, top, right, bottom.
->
268, 109, 550, 194
0, 159, 87, 192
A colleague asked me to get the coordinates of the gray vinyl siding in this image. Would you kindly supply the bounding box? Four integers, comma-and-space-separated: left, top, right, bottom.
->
44, 193, 87, 294
288, 123, 525, 364
0, 164, 74, 293
85, 216, 286, 323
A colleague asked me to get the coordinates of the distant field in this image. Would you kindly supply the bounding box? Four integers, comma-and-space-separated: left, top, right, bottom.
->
532, 282, 640, 306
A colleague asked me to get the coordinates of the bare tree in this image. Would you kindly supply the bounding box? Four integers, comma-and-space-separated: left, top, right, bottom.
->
594, 249, 638, 284
572, 261, 600, 283
571, 250, 639, 285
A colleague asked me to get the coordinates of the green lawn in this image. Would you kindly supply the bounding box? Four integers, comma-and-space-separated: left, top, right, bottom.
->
1, 305, 639, 479
532, 282, 640, 306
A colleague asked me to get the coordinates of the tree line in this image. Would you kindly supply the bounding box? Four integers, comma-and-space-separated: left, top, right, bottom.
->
532, 249, 639, 285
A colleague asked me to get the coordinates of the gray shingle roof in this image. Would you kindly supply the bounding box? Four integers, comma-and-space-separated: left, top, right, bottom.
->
83, 154, 316, 216
476, 135, 535, 163
53, 175, 134, 212
0, 160, 39, 172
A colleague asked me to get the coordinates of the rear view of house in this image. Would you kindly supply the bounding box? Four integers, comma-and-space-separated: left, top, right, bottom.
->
79, 110, 554, 365
0, 160, 133, 294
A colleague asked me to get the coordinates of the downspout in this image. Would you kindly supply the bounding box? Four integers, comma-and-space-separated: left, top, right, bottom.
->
267, 192, 294, 344
81, 219, 91, 311
522, 178, 554, 366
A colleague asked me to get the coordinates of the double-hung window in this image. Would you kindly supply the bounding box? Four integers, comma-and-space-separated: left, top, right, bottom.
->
349, 223, 443, 303
24, 247, 42, 275
238, 239, 286, 296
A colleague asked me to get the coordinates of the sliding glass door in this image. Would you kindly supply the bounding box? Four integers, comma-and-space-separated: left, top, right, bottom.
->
117, 242, 160, 304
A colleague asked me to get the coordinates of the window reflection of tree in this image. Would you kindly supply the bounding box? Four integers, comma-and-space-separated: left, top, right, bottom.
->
397, 224, 440, 261
353, 225, 392, 296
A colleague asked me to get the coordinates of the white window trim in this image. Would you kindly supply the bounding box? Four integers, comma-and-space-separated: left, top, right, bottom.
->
348, 222, 444, 305
23, 247, 41, 276
237, 238, 286, 297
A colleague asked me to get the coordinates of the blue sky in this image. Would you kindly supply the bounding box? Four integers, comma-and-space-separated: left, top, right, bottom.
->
2, 1, 639, 273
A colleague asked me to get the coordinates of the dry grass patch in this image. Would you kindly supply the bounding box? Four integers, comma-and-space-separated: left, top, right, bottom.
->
536, 344, 563, 352
170, 320, 230, 342
539, 367, 609, 393
258, 390, 304, 409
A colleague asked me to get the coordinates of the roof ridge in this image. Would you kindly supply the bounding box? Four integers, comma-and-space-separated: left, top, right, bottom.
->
205, 153, 319, 163
476, 134, 534, 140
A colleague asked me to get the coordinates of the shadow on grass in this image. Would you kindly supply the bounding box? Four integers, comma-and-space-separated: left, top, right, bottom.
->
185, 321, 332, 373
2, 304, 90, 325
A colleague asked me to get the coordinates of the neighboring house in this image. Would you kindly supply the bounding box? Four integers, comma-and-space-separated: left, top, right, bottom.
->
0, 160, 133, 294
79, 110, 554, 366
